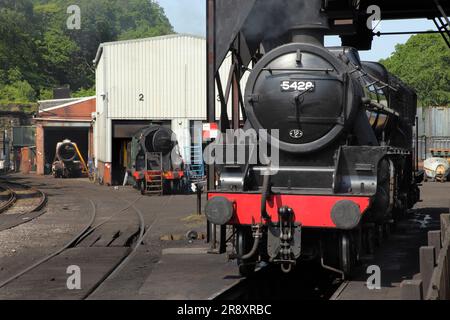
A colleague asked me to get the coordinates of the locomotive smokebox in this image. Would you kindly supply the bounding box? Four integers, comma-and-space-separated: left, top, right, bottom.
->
142, 126, 174, 155
57, 140, 77, 162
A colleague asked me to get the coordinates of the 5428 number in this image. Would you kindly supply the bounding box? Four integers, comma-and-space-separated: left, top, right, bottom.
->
280, 80, 315, 92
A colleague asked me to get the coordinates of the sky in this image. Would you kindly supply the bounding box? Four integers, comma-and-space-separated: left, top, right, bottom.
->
157, 0, 437, 62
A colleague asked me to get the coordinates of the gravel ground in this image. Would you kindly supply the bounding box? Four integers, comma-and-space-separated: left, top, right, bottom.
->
0, 173, 206, 298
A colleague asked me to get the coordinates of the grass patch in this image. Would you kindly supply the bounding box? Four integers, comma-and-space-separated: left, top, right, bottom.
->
181, 214, 206, 227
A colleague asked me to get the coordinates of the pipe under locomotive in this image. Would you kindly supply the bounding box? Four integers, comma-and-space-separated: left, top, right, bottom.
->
205, 1, 422, 276
130, 125, 186, 195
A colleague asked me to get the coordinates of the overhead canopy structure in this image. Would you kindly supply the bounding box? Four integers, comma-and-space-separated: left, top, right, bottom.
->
208, 0, 450, 73
207, 0, 450, 123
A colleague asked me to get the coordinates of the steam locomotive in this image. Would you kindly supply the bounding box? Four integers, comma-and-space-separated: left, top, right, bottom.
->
205, 4, 422, 276
52, 140, 86, 178
130, 125, 185, 195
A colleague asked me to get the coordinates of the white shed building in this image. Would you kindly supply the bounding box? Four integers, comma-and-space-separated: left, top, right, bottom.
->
93, 34, 237, 185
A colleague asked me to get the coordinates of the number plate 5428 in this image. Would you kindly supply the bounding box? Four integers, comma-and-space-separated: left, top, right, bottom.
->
280, 80, 315, 92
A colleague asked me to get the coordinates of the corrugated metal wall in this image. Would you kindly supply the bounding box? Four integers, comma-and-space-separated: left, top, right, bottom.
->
94, 50, 107, 165
417, 107, 450, 137
94, 34, 247, 163
416, 107, 450, 160
103, 34, 206, 119
415, 137, 450, 160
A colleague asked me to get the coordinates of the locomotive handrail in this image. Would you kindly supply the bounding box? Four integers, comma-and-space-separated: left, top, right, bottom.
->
349, 64, 399, 92
263, 67, 335, 74
364, 99, 400, 117
287, 116, 345, 125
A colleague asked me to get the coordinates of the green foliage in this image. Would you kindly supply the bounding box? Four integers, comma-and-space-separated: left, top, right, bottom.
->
72, 87, 95, 98
380, 34, 450, 107
0, 81, 36, 104
0, 67, 36, 103
0, 0, 174, 103
38, 88, 54, 100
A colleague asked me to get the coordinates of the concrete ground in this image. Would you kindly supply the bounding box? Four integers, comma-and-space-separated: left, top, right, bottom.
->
334, 181, 450, 300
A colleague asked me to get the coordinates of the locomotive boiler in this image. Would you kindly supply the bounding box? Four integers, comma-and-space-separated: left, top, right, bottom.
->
205, 1, 422, 276
130, 125, 185, 195
52, 140, 86, 178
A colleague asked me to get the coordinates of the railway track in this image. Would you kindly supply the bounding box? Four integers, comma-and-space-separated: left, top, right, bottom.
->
0, 194, 163, 300
0, 185, 16, 213
211, 263, 345, 300
0, 180, 47, 231
212, 219, 404, 300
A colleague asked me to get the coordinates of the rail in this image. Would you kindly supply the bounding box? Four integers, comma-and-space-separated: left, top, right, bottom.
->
0, 185, 17, 213
400, 214, 450, 300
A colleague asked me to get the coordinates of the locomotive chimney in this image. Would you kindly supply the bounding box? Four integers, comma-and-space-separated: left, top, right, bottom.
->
289, 0, 329, 46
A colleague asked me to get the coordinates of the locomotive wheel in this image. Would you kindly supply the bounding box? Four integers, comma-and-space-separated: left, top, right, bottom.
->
339, 232, 354, 277
375, 225, 383, 247
236, 226, 257, 277
383, 222, 392, 239
365, 227, 375, 254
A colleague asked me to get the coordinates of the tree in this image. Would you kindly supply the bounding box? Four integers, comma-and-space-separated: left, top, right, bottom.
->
0, 0, 174, 103
380, 34, 450, 107
0, 68, 36, 103
0, 0, 45, 89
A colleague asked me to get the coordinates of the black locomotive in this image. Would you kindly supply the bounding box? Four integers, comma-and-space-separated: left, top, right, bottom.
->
52, 140, 86, 178
206, 1, 422, 276
130, 125, 185, 195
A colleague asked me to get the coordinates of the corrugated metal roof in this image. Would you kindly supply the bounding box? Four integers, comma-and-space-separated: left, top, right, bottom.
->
94, 34, 205, 66
38, 96, 95, 113
38, 98, 82, 111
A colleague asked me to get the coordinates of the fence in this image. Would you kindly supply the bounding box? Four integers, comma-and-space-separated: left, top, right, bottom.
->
400, 214, 450, 300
